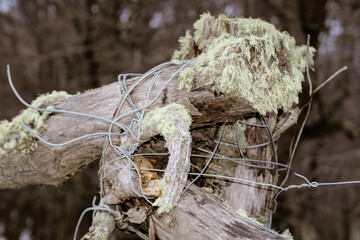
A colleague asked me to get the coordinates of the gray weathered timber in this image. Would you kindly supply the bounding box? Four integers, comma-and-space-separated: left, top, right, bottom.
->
0, 64, 255, 189
151, 185, 287, 240
0, 63, 293, 239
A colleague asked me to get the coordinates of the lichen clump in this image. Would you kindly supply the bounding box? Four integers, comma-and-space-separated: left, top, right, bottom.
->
172, 13, 316, 115
236, 208, 264, 227
282, 229, 294, 239
141, 103, 192, 146
141, 103, 192, 213
0, 91, 70, 157
152, 177, 172, 213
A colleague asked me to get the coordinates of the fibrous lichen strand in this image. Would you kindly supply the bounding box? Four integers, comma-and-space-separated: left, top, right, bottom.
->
172, 31, 195, 64
282, 229, 294, 239
236, 208, 264, 227
172, 12, 316, 115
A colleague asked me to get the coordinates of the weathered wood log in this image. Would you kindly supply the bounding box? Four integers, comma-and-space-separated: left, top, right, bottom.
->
0, 63, 255, 189
89, 154, 288, 240
0, 64, 292, 239
150, 185, 286, 240
0, 13, 310, 240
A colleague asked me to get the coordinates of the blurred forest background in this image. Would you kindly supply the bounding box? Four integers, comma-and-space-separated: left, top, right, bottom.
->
0, 0, 359, 239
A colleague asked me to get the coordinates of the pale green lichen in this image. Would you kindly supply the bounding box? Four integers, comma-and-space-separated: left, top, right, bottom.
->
3, 138, 16, 150
282, 229, 294, 239
179, 67, 197, 91
88, 222, 109, 239
222, 122, 247, 149
141, 103, 192, 146
172, 12, 316, 115
236, 122, 247, 149
152, 178, 172, 213
0, 91, 70, 157
201, 186, 214, 193
236, 208, 264, 227
142, 104, 192, 213
172, 30, 195, 63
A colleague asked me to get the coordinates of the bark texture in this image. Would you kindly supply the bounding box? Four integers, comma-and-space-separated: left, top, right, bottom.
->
151, 185, 286, 240
0, 64, 255, 189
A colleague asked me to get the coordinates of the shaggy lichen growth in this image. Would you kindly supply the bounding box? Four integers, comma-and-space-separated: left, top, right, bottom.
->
236, 208, 264, 227
172, 12, 316, 115
0, 91, 70, 157
282, 229, 294, 239
141, 103, 192, 145
172, 31, 195, 62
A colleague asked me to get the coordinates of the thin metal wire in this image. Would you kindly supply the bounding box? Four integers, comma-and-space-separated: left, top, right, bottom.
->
73, 197, 126, 240
118, 73, 143, 119
214, 135, 280, 149
133, 150, 290, 170
106, 59, 196, 147
260, 115, 279, 171
97, 166, 360, 191
6, 46, 352, 237
312, 66, 348, 95
19, 123, 122, 147
182, 125, 225, 194
99, 62, 173, 198
280, 102, 312, 188
97, 164, 360, 198
98, 64, 173, 197
236, 119, 268, 127
306, 34, 313, 96
195, 148, 289, 169
236, 120, 245, 158
7, 65, 130, 135
103, 59, 196, 204
136, 68, 163, 147
279, 38, 315, 188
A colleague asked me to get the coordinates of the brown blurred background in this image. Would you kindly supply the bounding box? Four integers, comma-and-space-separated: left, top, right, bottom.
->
0, 0, 359, 239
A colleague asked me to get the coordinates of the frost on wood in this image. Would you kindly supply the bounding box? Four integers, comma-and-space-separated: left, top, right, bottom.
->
173, 12, 316, 115
141, 103, 192, 213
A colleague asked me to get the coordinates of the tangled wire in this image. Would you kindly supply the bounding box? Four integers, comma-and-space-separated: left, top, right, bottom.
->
6, 35, 357, 240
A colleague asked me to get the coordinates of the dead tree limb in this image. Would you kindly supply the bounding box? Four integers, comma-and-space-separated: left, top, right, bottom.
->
0, 63, 291, 239
0, 64, 255, 189
0, 13, 310, 240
